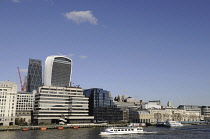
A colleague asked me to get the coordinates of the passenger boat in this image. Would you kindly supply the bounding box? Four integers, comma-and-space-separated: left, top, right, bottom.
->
165, 120, 183, 127
128, 123, 146, 127
99, 126, 144, 135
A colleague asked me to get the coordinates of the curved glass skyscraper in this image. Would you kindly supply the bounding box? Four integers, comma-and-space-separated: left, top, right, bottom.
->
44, 55, 72, 87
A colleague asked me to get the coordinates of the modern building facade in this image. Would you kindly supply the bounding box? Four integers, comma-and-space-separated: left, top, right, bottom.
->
33, 86, 94, 125
0, 81, 17, 126
26, 58, 42, 92
83, 88, 124, 123
201, 106, 210, 121
177, 105, 201, 112
44, 55, 72, 87
16, 91, 36, 125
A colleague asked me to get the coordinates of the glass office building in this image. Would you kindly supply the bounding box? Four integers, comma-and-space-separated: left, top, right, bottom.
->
84, 88, 123, 123
26, 59, 42, 92
44, 56, 72, 87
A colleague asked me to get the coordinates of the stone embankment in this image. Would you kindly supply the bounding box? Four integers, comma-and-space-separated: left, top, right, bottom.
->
0, 123, 127, 132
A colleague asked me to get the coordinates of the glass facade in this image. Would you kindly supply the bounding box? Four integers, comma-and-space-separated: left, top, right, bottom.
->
26, 59, 42, 92
84, 88, 123, 123
44, 56, 72, 87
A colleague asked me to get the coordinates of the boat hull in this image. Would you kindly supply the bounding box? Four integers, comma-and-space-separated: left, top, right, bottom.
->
100, 127, 144, 135
100, 131, 144, 135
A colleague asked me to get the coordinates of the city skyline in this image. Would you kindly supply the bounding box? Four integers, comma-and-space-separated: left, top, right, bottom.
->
1, 0, 210, 106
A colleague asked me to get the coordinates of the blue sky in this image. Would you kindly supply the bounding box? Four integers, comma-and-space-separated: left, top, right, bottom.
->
1, 0, 210, 106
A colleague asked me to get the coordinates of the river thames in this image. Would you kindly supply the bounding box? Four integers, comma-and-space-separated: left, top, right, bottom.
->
0, 125, 210, 139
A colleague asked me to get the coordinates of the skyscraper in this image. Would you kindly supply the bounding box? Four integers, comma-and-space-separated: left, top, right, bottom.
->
26, 59, 42, 92
44, 55, 72, 87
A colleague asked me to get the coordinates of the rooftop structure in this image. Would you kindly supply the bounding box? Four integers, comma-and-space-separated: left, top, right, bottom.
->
141, 100, 162, 109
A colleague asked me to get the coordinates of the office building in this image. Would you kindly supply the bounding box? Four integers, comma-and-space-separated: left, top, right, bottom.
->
201, 106, 210, 121
141, 100, 162, 109
84, 88, 123, 123
33, 86, 94, 125
15, 91, 36, 125
44, 55, 72, 87
177, 105, 201, 112
26, 58, 42, 92
0, 81, 17, 126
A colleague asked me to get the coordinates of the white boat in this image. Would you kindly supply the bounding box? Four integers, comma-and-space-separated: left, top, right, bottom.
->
165, 120, 183, 127
128, 123, 146, 127
99, 126, 144, 135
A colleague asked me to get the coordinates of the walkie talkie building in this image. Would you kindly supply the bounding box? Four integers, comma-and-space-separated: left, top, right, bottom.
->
44, 55, 72, 87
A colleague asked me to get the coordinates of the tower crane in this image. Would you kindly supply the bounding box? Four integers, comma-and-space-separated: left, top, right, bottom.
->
17, 67, 25, 92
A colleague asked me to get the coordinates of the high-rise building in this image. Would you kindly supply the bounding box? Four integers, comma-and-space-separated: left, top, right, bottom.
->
33, 86, 94, 124
44, 55, 72, 87
83, 88, 123, 123
0, 81, 17, 126
26, 59, 42, 92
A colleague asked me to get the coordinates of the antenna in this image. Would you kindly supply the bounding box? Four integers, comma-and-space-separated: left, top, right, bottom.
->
179, 96, 184, 105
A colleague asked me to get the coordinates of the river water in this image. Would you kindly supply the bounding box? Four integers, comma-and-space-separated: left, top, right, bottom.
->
0, 125, 210, 139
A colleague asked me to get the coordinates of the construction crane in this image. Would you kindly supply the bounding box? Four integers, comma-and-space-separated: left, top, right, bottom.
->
17, 67, 25, 92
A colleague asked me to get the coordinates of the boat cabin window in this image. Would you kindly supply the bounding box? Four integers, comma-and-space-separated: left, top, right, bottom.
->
128, 129, 130, 131
131, 129, 134, 131
118, 130, 120, 131
125, 129, 127, 131
110, 130, 113, 131
121, 129, 124, 131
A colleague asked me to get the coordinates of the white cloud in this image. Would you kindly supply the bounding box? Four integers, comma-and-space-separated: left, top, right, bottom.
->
11, 0, 21, 3
79, 56, 88, 59
20, 69, 28, 73
66, 54, 75, 58
63, 11, 98, 25
63, 54, 88, 60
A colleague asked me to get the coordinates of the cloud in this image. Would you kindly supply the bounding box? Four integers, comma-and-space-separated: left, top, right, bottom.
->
64, 54, 88, 60
11, 0, 21, 3
66, 54, 75, 58
20, 69, 28, 73
79, 56, 88, 59
63, 11, 98, 25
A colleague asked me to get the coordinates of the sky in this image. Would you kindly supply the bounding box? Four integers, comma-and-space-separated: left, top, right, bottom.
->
1, 0, 210, 106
